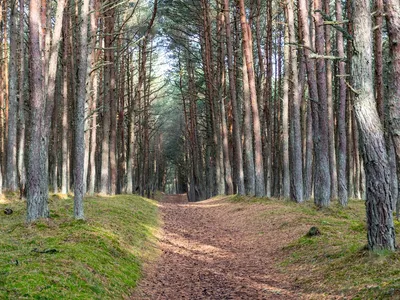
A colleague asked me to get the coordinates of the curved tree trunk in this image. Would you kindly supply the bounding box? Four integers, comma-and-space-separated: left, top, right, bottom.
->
352, 0, 396, 251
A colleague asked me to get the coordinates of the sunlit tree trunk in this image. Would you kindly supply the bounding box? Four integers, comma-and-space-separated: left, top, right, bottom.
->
282, 23, 290, 198
223, 0, 244, 195
18, 0, 26, 198
238, 0, 265, 197
27, 0, 48, 222
87, 0, 99, 195
74, 0, 90, 219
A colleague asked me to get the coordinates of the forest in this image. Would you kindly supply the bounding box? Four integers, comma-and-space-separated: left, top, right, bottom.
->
1, 0, 400, 297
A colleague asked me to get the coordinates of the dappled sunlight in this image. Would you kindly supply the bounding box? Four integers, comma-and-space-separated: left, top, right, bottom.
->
179, 202, 229, 208
162, 231, 232, 263
1, 194, 159, 299
0, 197, 13, 205
134, 194, 313, 299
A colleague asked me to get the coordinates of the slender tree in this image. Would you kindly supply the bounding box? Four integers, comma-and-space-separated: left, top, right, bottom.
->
74, 0, 90, 219
238, 0, 265, 197
336, 0, 348, 206
27, 0, 48, 222
6, 0, 18, 191
383, 0, 400, 217
286, 0, 303, 202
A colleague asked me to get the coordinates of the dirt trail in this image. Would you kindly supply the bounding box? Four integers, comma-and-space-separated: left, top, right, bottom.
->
133, 195, 329, 299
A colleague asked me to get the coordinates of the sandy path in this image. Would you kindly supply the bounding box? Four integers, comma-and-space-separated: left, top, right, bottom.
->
133, 195, 322, 299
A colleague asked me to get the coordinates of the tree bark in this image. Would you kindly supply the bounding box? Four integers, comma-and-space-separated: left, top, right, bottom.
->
6, 0, 18, 191
336, 0, 348, 206
224, 0, 244, 195
352, 0, 396, 251
242, 50, 255, 196
286, 0, 304, 203
18, 0, 26, 198
324, 0, 337, 200
374, 0, 384, 120
282, 22, 290, 198
219, 10, 234, 195
298, 0, 331, 206
74, 0, 90, 219
312, 0, 331, 206
87, 0, 99, 195
383, 0, 400, 219
27, 0, 48, 222
238, 0, 265, 197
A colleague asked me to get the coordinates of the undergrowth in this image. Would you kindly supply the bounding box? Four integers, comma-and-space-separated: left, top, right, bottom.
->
230, 195, 400, 299
0, 193, 159, 299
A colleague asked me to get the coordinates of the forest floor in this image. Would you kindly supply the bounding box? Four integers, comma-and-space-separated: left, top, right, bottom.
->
0, 193, 159, 299
133, 194, 400, 300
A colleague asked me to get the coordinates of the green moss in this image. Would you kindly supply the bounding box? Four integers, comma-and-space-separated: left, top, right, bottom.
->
0, 194, 159, 299
280, 200, 400, 298
231, 195, 400, 298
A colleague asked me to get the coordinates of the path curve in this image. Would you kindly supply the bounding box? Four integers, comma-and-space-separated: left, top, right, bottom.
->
133, 195, 327, 299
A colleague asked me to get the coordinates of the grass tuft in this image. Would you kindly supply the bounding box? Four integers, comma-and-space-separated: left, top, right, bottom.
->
0, 193, 159, 299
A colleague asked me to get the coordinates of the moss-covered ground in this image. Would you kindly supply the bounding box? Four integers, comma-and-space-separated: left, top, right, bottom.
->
0, 193, 159, 299
231, 195, 400, 299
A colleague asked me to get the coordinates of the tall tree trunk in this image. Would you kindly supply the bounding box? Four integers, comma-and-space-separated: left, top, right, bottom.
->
383, 0, 400, 219
374, 0, 384, 120
264, 0, 273, 197
87, 0, 99, 195
219, 9, 234, 195
18, 0, 26, 198
238, 0, 265, 196
126, 52, 135, 194
242, 51, 255, 196
223, 0, 244, 195
100, 5, 114, 194
39, 0, 65, 202
74, 0, 90, 219
27, 0, 48, 222
286, 0, 304, 202
352, 0, 396, 251
106, 5, 117, 195
6, 0, 18, 191
336, 0, 348, 206
299, 0, 331, 206
282, 23, 290, 198
61, 15, 70, 194
2, 0, 9, 177
324, 0, 337, 200
312, 0, 331, 206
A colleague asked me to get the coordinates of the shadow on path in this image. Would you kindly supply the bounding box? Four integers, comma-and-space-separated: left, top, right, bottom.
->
133, 195, 338, 299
